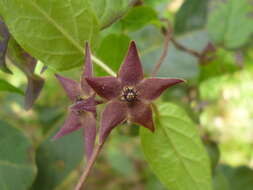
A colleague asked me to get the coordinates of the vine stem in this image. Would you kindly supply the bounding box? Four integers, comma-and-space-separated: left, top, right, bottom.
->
74, 143, 104, 190
91, 55, 116, 77
151, 25, 172, 77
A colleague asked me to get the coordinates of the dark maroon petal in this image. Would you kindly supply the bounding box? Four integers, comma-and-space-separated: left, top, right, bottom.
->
128, 101, 154, 132
137, 78, 185, 101
118, 41, 144, 85
81, 112, 97, 161
86, 76, 121, 100
81, 42, 93, 96
70, 96, 97, 116
99, 100, 127, 144
52, 112, 81, 140
55, 74, 81, 101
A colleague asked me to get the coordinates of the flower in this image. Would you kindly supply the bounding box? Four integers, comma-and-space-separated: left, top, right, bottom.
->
53, 43, 97, 160
86, 41, 185, 144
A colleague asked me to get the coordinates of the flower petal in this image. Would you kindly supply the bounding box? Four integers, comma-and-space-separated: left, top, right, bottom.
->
70, 96, 97, 116
86, 76, 121, 100
118, 41, 144, 85
52, 112, 81, 140
137, 78, 185, 101
81, 112, 97, 161
81, 42, 93, 96
128, 101, 154, 132
99, 100, 127, 144
55, 74, 81, 101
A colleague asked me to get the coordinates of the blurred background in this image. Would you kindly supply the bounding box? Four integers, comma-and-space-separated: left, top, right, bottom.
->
1, 0, 253, 189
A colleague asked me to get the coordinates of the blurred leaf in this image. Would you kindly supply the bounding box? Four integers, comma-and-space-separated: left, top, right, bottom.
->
207, 0, 253, 49
92, 0, 134, 29
96, 33, 130, 75
32, 122, 84, 190
199, 49, 240, 82
8, 38, 44, 110
221, 165, 253, 190
0, 120, 37, 190
204, 140, 220, 174
145, 0, 171, 6
174, 0, 209, 34
140, 103, 212, 190
0, 0, 99, 71
212, 167, 230, 190
0, 18, 12, 74
0, 79, 23, 95
120, 6, 157, 31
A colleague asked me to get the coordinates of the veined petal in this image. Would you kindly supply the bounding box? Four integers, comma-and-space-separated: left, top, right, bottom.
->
81, 112, 97, 161
70, 96, 97, 116
86, 76, 121, 100
137, 78, 185, 101
99, 100, 127, 144
55, 74, 81, 101
128, 101, 154, 132
118, 41, 144, 85
52, 111, 81, 140
81, 42, 93, 96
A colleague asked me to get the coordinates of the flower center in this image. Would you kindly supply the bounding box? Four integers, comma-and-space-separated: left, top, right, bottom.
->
121, 86, 138, 102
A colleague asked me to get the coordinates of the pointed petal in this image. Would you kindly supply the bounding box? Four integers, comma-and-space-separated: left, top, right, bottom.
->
70, 96, 97, 116
118, 41, 144, 85
81, 112, 97, 161
99, 100, 127, 144
81, 42, 93, 96
55, 74, 81, 101
52, 112, 81, 140
86, 77, 121, 100
137, 78, 185, 101
128, 101, 154, 132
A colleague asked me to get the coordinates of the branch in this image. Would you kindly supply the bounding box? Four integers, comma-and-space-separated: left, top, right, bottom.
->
151, 25, 172, 77
74, 143, 104, 190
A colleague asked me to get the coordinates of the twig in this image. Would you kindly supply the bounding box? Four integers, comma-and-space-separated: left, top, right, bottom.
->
74, 143, 104, 190
151, 25, 172, 76
170, 38, 202, 58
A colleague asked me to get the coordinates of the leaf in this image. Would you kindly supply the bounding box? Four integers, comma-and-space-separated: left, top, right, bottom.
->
32, 122, 84, 190
96, 33, 130, 75
204, 140, 220, 174
212, 167, 230, 190
120, 6, 157, 32
0, 0, 99, 71
0, 18, 12, 74
91, 0, 134, 29
207, 0, 253, 49
0, 79, 23, 95
8, 38, 44, 110
174, 0, 209, 34
140, 103, 212, 190
0, 120, 37, 190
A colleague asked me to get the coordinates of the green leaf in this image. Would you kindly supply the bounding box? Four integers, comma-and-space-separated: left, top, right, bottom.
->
120, 6, 157, 32
32, 122, 84, 190
140, 103, 212, 190
207, 0, 253, 49
0, 120, 37, 190
212, 167, 230, 190
0, 0, 99, 71
204, 140, 220, 174
174, 0, 209, 34
0, 79, 23, 95
91, 0, 133, 29
96, 33, 130, 75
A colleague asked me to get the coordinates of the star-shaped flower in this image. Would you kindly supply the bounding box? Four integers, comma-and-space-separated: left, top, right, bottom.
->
86, 41, 185, 144
53, 43, 97, 160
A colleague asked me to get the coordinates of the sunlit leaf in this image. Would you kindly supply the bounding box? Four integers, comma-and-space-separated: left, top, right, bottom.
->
140, 103, 212, 190
0, 79, 23, 95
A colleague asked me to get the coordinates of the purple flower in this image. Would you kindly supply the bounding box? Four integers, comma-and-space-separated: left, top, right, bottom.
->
86, 41, 185, 144
53, 43, 97, 161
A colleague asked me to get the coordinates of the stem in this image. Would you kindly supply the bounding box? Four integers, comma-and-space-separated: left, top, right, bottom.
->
91, 55, 116, 77
151, 25, 172, 77
74, 143, 104, 190
170, 38, 202, 58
